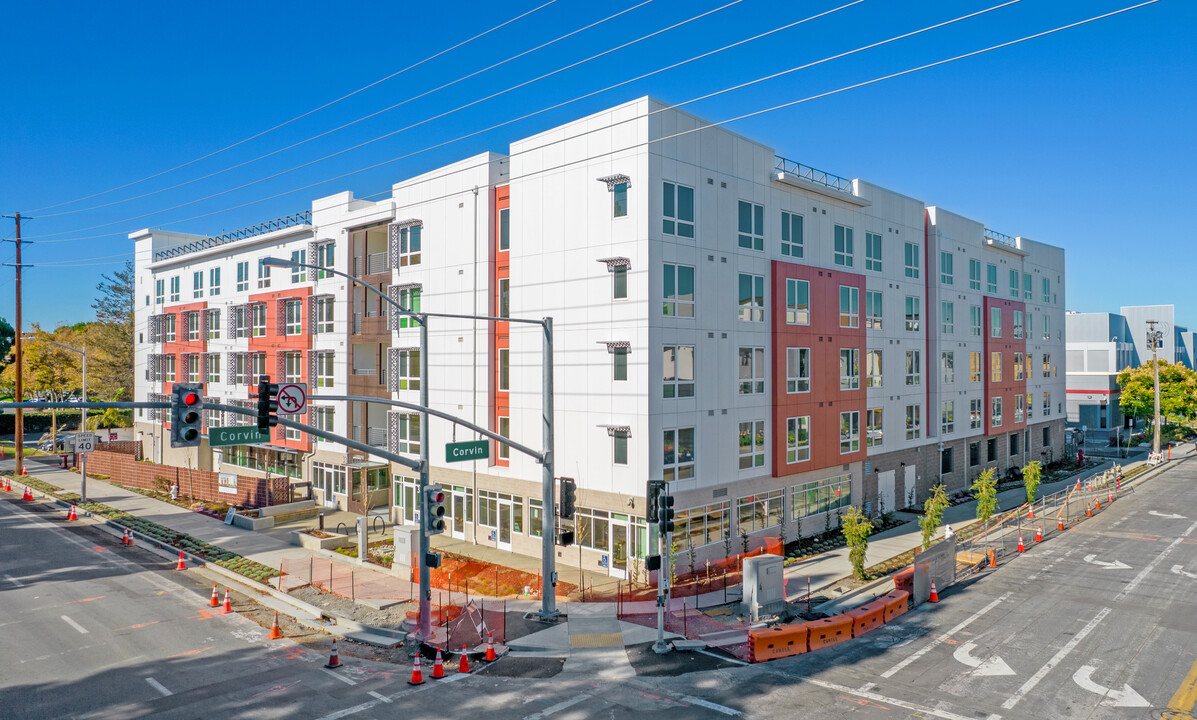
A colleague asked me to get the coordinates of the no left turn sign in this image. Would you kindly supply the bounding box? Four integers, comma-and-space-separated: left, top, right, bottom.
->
277, 383, 308, 415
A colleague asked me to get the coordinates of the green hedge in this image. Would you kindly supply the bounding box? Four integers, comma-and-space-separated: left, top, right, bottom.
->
0, 411, 86, 435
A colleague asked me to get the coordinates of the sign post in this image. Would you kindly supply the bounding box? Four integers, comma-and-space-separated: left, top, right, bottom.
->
75, 434, 95, 504
445, 440, 489, 463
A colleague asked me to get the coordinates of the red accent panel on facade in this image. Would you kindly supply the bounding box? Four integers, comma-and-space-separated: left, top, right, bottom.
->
161, 301, 209, 399
982, 296, 1027, 437
490, 185, 510, 467
770, 261, 867, 477
248, 287, 313, 451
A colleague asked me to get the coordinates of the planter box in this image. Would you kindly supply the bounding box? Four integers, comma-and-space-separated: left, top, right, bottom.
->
261, 499, 318, 517
231, 513, 275, 531
291, 529, 355, 551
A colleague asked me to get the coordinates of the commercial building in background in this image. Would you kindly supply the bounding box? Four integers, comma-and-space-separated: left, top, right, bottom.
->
1065, 305, 1191, 444
133, 96, 1066, 576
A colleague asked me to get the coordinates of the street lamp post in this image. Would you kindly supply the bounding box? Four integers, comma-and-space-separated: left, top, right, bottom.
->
23, 336, 87, 501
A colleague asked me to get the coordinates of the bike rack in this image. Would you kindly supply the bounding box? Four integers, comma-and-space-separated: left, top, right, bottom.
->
371, 516, 386, 536
336, 521, 349, 536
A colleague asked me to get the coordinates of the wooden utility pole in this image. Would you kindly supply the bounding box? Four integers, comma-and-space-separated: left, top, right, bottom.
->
4, 213, 24, 477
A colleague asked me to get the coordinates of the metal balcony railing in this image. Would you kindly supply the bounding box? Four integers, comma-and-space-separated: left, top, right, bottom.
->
984, 228, 1017, 248
153, 211, 311, 262
774, 156, 854, 194
367, 251, 389, 276
367, 427, 387, 448
352, 312, 361, 334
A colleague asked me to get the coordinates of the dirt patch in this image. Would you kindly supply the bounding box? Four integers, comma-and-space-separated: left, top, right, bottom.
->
290, 585, 415, 630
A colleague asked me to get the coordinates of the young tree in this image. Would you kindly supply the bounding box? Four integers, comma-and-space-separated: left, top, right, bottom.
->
841, 506, 874, 581
1022, 460, 1043, 506
971, 467, 998, 543
919, 484, 950, 549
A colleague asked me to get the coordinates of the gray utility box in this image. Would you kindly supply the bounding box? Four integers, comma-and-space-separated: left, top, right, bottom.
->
741, 554, 785, 621
393, 525, 420, 572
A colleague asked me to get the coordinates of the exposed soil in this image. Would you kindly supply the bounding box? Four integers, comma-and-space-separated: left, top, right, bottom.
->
290, 585, 414, 629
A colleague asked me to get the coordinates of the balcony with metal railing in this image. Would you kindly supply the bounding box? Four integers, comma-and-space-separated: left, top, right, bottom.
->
367, 427, 387, 448
772, 156, 869, 207
366, 251, 389, 276
984, 228, 1028, 255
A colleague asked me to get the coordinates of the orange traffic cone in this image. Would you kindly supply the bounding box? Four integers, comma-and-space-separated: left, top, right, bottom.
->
176, 551, 187, 570
325, 639, 342, 668
408, 655, 424, 685
1086, 503, 1092, 517
485, 632, 497, 662
122, 527, 133, 546
3, 477, 9, 491
1017, 535, 1026, 553
1028, 506, 1035, 520
1108, 488, 1114, 503
208, 584, 220, 607
988, 548, 997, 568
1035, 526, 1043, 542
432, 648, 445, 678
1058, 516, 1065, 531
267, 612, 284, 639
21, 466, 27, 476
67, 505, 77, 521
22, 485, 33, 501
1076, 478, 1081, 490
1094, 497, 1101, 511
929, 580, 939, 603
218, 589, 233, 614
458, 645, 471, 674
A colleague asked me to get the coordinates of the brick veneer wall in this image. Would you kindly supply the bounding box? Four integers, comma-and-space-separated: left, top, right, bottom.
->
76, 451, 288, 508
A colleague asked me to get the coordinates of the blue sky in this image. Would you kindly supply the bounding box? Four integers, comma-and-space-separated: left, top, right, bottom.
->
1, 0, 1193, 330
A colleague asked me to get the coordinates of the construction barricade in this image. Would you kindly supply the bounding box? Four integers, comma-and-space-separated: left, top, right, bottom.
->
893, 567, 914, 594
748, 623, 809, 663
880, 590, 910, 623
845, 600, 886, 638
806, 615, 853, 652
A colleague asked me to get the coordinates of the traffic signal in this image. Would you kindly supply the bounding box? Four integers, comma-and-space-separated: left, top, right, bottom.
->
170, 383, 204, 448
645, 554, 661, 572
426, 552, 443, 569
423, 484, 446, 536
256, 377, 279, 432
558, 528, 575, 546
657, 493, 675, 535
559, 477, 576, 519
646, 480, 666, 527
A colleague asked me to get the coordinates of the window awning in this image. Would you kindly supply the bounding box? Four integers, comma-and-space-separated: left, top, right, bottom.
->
597, 174, 631, 189
597, 257, 630, 271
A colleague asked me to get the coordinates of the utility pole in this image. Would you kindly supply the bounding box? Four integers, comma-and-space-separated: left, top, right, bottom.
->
1147, 320, 1162, 456
2, 213, 25, 477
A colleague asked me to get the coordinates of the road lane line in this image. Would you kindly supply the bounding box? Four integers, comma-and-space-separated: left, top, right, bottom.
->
321, 668, 357, 685
145, 677, 172, 697
523, 695, 589, 720
880, 592, 1011, 679
4, 573, 24, 588
1113, 519, 1197, 602
367, 691, 392, 703
1168, 656, 1197, 713
804, 678, 998, 720
681, 695, 740, 716
696, 648, 748, 666
1000, 606, 1110, 710
61, 615, 89, 634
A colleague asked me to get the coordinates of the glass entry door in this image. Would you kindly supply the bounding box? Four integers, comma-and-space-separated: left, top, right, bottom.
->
498, 501, 512, 551
611, 521, 629, 579
347, 468, 366, 514
452, 493, 466, 538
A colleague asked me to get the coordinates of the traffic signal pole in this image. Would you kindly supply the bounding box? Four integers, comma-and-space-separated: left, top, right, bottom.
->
418, 318, 432, 640
540, 317, 557, 619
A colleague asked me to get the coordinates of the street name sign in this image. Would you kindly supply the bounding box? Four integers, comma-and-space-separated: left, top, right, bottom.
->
209, 426, 271, 447
446, 440, 489, 463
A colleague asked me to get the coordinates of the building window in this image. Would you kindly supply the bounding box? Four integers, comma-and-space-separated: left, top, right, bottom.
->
1043, 391, 1051, 416
663, 345, 694, 398
1024, 272, 1033, 300
1015, 394, 1025, 423
612, 265, 627, 300
397, 349, 421, 390
839, 286, 859, 328
169, 276, 180, 302
786, 347, 810, 393
312, 406, 334, 433
786, 278, 809, 325
498, 278, 509, 318
155, 279, 164, 305
970, 398, 983, 429
612, 347, 628, 381
677, 501, 730, 548
496, 347, 509, 391
396, 288, 420, 327
905, 350, 920, 386
941, 447, 953, 474
193, 271, 204, 299
970, 352, 982, 383
987, 438, 998, 463
865, 232, 882, 271
737, 489, 784, 534
662, 263, 694, 317
1043, 315, 1051, 341
315, 296, 335, 334
1043, 426, 1051, 447
986, 264, 997, 293
285, 300, 302, 335
611, 182, 628, 218
397, 225, 422, 266
737, 201, 764, 251
940, 251, 953, 284
791, 475, 852, 521
315, 242, 335, 279
834, 225, 854, 267
1010, 431, 1020, 456
969, 259, 981, 290
290, 250, 306, 283
969, 441, 980, 466
970, 305, 982, 337
866, 409, 883, 448
1027, 392, 1034, 419
905, 404, 921, 440
865, 290, 883, 329
942, 400, 955, 434
1013, 310, 1024, 339
250, 353, 267, 385
251, 304, 266, 337
941, 301, 954, 334
942, 351, 954, 383
187, 354, 201, 383
786, 416, 810, 463
1042, 278, 1051, 304
236, 261, 249, 292
1042, 353, 1052, 378
1009, 269, 1020, 298
991, 352, 1002, 382
1027, 312, 1034, 338
499, 208, 510, 250
662, 181, 694, 238
738, 420, 765, 469
315, 352, 334, 388
1014, 352, 1024, 381
840, 411, 860, 454
498, 417, 510, 459
905, 296, 920, 331
991, 396, 1004, 427
284, 352, 302, 383
397, 414, 421, 455
903, 242, 920, 278
187, 312, 200, 341
231, 353, 247, 385
738, 347, 765, 395
840, 348, 860, 390
207, 309, 221, 340
866, 349, 883, 388
162, 355, 176, 382
162, 314, 176, 342
612, 429, 628, 464
990, 307, 1002, 337
781, 211, 803, 257
663, 427, 694, 481
204, 267, 219, 297
257, 259, 271, 289
738, 273, 765, 323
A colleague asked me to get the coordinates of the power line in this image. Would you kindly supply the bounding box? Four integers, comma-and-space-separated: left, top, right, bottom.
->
25, 0, 564, 214
34, 0, 655, 220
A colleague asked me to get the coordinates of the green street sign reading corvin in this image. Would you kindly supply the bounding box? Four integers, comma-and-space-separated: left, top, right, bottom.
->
209, 426, 272, 447
446, 440, 489, 463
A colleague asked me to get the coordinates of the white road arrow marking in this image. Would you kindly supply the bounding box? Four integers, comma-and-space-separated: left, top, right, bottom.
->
952, 642, 1015, 676
1072, 665, 1150, 707
1149, 511, 1187, 519
1083, 554, 1131, 570
1171, 564, 1197, 579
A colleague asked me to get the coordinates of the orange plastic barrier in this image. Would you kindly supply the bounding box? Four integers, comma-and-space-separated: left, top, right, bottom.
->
748, 623, 809, 662
893, 567, 914, 594
846, 601, 886, 638
761, 536, 784, 556
806, 615, 853, 652
881, 590, 910, 623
